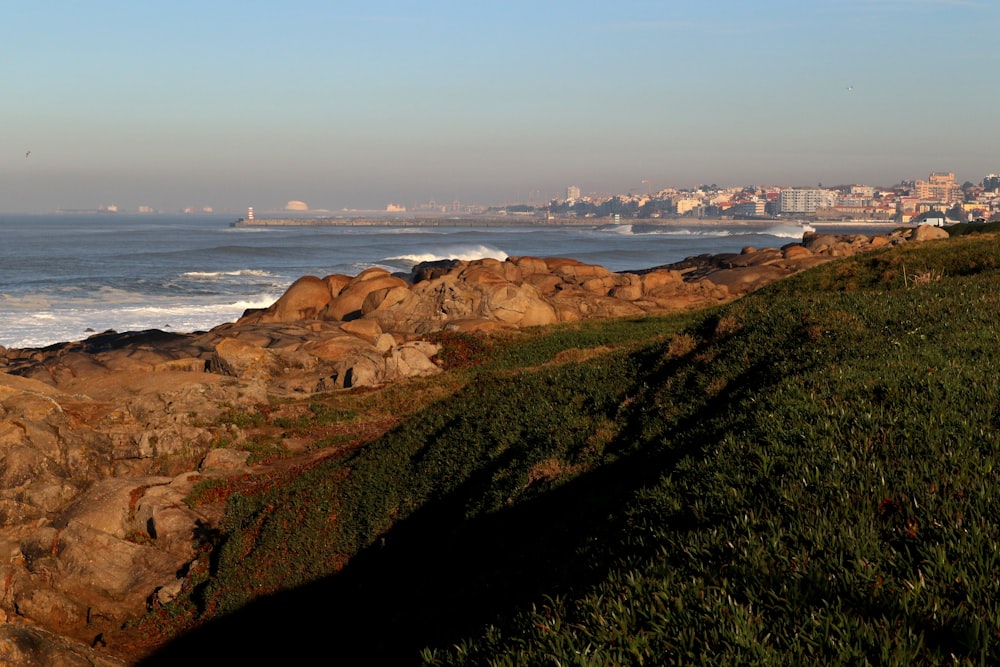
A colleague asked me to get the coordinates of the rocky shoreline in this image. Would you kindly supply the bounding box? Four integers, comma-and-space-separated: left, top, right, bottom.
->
0, 225, 947, 664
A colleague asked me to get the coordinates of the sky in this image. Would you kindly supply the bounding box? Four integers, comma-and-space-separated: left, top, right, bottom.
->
2, 0, 998, 213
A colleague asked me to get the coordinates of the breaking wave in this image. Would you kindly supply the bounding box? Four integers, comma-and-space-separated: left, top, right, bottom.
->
761, 223, 816, 238
596, 222, 814, 239
385, 244, 509, 266
181, 269, 277, 279
0, 294, 283, 349
596, 224, 737, 238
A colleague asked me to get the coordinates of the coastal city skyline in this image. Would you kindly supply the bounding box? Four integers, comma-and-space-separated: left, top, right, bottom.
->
3, 1, 999, 214
35, 168, 1000, 225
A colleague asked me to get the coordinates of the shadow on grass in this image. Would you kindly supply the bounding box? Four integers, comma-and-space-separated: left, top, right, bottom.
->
137, 332, 772, 666
136, 427, 687, 665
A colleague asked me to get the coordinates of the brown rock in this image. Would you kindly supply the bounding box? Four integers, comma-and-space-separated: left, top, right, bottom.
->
153, 357, 207, 373
200, 448, 251, 471
324, 270, 408, 321
212, 337, 281, 382
36, 519, 189, 617
868, 235, 892, 248
131, 473, 211, 557
510, 256, 549, 274
361, 285, 412, 312
580, 276, 617, 294
609, 274, 644, 301
522, 272, 563, 295
782, 244, 813, 260
54, 477, 168, 538
459, 265, 513, 289
910, 225, 950, 242
263, 275, 334, 323
550, 289, 644, 321
485, 283, 558, 327
0, 621, 125, 666
549, 259, 613, 282
302, 332, 375, 362
701, 265, 790, 294
463, 258, 523, 283
640, 270, 682, 292
373, 333, 397, 353
801, 233, 839, 252
324, 273, 352, 297
441, 318, 509, 333
339, 319, 383, 343
723, 248, 783, 268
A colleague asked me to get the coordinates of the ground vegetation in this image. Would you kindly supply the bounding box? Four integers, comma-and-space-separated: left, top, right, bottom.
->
137, 231, 1000, 666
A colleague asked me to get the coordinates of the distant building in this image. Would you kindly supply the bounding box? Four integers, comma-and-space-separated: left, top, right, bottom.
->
983, 174, 1000, 191
566, 185, 581, 201
386, 203, 406, 212
733, 200, 766, 218
914, 172, 962, 204
777, 188, 836, 214
674, 197, 701, 215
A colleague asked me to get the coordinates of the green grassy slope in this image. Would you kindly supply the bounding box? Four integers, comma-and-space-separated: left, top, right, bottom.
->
141, 232, 1000, 666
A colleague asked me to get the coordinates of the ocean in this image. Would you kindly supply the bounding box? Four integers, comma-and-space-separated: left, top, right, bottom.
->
0, 214, 892, 349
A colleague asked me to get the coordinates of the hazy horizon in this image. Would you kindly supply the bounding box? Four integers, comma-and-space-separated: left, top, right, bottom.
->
3, 1, 998, 214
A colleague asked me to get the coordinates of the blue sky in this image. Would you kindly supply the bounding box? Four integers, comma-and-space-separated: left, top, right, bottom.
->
2, 0, 997, 213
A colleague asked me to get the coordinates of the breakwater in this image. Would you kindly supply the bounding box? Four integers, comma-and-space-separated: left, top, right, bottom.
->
231, 216, 572, 227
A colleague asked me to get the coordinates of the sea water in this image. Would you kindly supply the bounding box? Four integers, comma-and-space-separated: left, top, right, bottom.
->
0, 214, 890, 348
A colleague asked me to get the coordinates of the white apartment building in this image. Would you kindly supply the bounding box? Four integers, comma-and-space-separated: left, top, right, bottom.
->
778, 188, 837, 214
566, 185, 581, 201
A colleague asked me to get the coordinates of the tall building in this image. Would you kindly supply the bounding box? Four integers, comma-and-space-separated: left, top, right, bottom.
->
983, 174, 1000, 191
674, 197, 701, 215
914, 172, 962, 203
778, 188, 836, 214
733, 200, 766, 218
566, 185, 581, 201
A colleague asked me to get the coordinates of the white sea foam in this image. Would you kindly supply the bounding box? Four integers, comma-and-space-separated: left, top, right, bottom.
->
351, 262, 401, 274
380, 226, 448, 234
0, 294, 283, 349
182, 269, 277, 279
760, 223, 815, 238
596, 224, 736, 238
0, 293, 56, 311
385, 244, 509, 265
598, 223, 635, 235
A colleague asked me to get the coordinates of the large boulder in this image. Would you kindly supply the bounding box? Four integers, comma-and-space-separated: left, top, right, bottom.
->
484, 282, 558, 327
259, 275, 335, 323
211, 337, 282, 382
910, 225, 950, 242
324, 269, 409, 321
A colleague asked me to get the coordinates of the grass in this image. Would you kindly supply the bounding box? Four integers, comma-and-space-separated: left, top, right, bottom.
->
137, 230, 1000, 666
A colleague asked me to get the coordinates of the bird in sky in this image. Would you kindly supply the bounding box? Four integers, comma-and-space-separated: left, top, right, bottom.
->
846, 85, 854, 92
25, 151, 30, 158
